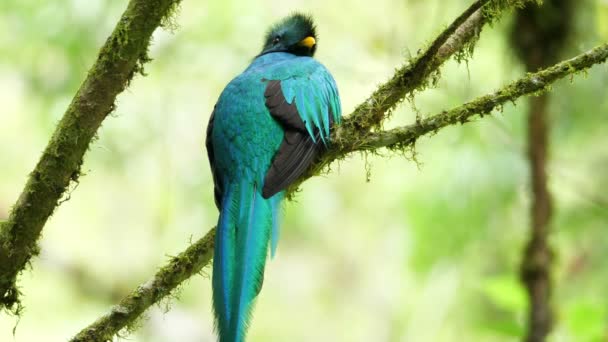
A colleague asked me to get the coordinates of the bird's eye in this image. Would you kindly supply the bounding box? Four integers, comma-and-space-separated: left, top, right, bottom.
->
272, 36, 280, 45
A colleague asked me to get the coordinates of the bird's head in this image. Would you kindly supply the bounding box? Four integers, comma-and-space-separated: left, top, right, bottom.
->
259, 13, 317, 57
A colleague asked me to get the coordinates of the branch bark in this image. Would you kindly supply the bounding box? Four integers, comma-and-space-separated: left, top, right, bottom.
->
71, 32, 608, 342
342, 0, 491, 134
342, 0, 541, 134
0, 0, 182, 313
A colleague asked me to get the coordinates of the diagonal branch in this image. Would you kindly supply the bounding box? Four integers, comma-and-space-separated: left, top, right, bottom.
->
71, 27, 608, 342
338, 43, 608, 154
341, 0, 539, 134
0, 0, 182, 313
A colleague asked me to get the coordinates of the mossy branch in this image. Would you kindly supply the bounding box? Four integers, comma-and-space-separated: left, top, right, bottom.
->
341, 0, 538, 134
336, 43, 608, 155
0, 0, 182, 313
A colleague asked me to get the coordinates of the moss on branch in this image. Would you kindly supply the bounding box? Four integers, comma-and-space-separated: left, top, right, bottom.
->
340, 0, 538, 135
0, 0, 182, 313
338, 43, 608, 154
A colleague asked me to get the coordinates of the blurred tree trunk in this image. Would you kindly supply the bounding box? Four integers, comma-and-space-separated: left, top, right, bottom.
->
511, 1, 574, 341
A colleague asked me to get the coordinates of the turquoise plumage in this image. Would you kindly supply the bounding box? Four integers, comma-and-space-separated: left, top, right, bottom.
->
206, 13, 341, 342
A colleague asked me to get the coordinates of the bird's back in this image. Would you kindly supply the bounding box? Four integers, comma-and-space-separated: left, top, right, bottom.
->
212, 52, 337, 182
211, 58, 284, 183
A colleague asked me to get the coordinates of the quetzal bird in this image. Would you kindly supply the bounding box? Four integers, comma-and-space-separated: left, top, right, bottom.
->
205, 13, 341, 342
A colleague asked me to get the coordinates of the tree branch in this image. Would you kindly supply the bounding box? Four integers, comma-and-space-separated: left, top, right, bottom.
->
336, 43, 608, 155
70, 17, 608, 342
342, 0, 490, 133
0, 0, 182, 313
341, 0, 540, 134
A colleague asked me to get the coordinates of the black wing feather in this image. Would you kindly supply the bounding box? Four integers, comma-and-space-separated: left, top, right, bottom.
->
206, 108, 223, 208
264, 80, 309, 132
262, 80, 325, 198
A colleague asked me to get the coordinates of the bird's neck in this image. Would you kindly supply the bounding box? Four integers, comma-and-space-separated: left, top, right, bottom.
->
251, 52, 296, 66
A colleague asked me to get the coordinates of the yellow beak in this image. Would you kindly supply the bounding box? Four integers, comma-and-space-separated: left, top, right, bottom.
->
299, 36, 316, 49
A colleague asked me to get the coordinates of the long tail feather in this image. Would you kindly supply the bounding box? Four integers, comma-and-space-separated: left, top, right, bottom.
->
269, 192, 284, 258
213, 180, 281, 342
212, 185, 237, 337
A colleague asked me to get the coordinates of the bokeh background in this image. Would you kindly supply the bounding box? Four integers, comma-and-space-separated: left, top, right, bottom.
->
1, 0, 607, 341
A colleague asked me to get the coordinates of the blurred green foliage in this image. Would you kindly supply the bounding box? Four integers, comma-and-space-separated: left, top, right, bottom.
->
0, 0, 607, 341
